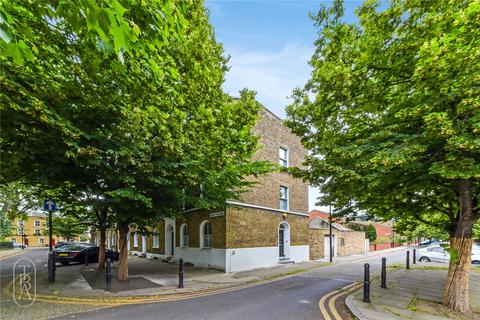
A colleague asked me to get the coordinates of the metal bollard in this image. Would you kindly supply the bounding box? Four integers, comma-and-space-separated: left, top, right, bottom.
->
48, 251, 55, 282
413, 248, 416, 264
381, 257, 387, 288
85, 251, 89, 266
406, 250, 410, 269
106, 255, 112, 291
363, 263, 371, 303
178, 258, 184, 288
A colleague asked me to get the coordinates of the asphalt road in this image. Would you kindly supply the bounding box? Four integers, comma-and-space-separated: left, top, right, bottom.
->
0, 247, 49, 285
56, 249, 407, 320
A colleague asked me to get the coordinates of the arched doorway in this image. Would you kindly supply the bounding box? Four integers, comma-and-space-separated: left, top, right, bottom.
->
278, 222, 290, 259
166, 225, 175, 256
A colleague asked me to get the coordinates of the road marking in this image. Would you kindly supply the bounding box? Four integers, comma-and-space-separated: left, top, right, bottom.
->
318, 282, 358, 320
328, 283, 363, 320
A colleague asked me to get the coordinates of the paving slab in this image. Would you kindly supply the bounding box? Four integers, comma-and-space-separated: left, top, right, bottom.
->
347, 266, 480, 319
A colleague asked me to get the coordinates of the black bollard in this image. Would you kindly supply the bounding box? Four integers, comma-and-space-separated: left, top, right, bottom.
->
48, 251, 55, 282
178, 258, 184, 289
85, 251, 89, 266
381, 257, 387, 289
363, 263, 371, 303
413, 248, 416, 264
406, 250, 410, 269
106, 254, 112, 291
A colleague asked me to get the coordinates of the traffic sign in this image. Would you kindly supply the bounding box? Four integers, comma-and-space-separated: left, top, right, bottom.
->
44, 199, 57, 211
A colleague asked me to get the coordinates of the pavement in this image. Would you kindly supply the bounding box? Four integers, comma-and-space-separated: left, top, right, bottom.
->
0, 247, 32, 260
0, 246, 409, 319
347, 262, 480, 319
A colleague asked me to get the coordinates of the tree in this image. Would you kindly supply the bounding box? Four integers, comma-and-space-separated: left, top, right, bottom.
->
1, 1, 270, 281
52, 215, 88, 241
0, 211, 12, 241
286, 0, 479, 313
365, 224, 377, 243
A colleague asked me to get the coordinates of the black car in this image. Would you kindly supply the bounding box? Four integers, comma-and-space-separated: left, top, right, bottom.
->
54, 241, 71, 249
54, 244, 119, 265
54, 244, 100, 265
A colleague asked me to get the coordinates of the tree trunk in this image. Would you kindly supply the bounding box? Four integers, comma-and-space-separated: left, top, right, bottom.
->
117, 222, 129, 281
97, 227, 106, 271
442, 180, 478, 314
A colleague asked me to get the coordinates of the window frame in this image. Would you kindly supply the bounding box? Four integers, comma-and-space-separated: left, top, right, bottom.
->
152, 229, 160, 248
201, 221, 212, 249
279, 186, 289, 211
279, 147, 289, 167
34, 229, 41, 236
180, 224, 189, 247
34, 220, 41, 227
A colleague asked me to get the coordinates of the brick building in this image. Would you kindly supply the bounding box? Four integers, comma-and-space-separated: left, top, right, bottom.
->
10, 212, 64, 247
125, 107, 310, 272
309, 217, 367, 260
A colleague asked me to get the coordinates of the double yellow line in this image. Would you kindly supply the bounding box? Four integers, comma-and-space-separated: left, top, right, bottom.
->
318, 282, 363, 320
3, 272, 300, 307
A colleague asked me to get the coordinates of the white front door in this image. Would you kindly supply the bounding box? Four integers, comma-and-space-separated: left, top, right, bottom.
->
324, 234, 337, 258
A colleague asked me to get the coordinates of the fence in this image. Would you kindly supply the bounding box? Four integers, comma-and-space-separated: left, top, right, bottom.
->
368, 241, 417, 252
0, 242, 14, 250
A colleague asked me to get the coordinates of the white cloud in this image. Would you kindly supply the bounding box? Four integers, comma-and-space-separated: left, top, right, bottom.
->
222, 42, 313, 118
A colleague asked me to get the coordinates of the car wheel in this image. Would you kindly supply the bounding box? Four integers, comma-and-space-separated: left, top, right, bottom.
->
419, 257, 430, 262
61, 262, 70, 266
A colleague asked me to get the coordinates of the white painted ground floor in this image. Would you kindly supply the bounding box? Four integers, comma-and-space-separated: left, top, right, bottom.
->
131, 245, 309, 273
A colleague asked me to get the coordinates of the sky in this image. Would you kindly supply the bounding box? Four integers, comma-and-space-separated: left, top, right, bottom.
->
204, 0, 362, 212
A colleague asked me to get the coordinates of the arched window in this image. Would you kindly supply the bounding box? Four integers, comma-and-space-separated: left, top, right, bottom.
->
152, 228, 160, 248
201, 221, 212, 248
180, 224, 189, 247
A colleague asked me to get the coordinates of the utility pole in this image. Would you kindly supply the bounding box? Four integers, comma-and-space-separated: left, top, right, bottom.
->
329, 204, 333, 263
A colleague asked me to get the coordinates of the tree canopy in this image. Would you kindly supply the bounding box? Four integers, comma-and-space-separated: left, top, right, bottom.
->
286, 0, 479, 313
1, 0, 270, 280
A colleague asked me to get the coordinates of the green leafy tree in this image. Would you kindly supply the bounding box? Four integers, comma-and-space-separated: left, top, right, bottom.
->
1, 1, 270, 280
365, 224, 377, 242
286, 0, 479, 313
52, 215, 88, 242
0, 211, 12, 241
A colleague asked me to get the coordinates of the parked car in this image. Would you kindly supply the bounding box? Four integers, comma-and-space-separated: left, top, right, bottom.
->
13, 243, 27, 249
54, 244, 119, 265
54, 241, 71, 249
419, 239, 439, 246
418, 245, 480, 264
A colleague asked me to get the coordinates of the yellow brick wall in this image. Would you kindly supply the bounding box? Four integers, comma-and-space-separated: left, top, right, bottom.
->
239, 108, 308, 213
225, 206, 309, 249
11, 216, 63, 247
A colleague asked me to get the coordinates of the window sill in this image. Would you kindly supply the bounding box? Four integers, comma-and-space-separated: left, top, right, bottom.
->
200, 247, 212, 251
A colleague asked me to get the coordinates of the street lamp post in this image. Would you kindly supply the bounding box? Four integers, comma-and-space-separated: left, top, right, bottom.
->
20, 221, 24, 250
329, 205, 333, 263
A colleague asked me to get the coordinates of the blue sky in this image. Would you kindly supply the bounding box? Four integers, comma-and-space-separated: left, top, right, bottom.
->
204, 0, 363, 211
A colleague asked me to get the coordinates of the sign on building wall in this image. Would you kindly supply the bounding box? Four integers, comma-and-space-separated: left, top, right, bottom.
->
209, 211, 224, 218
